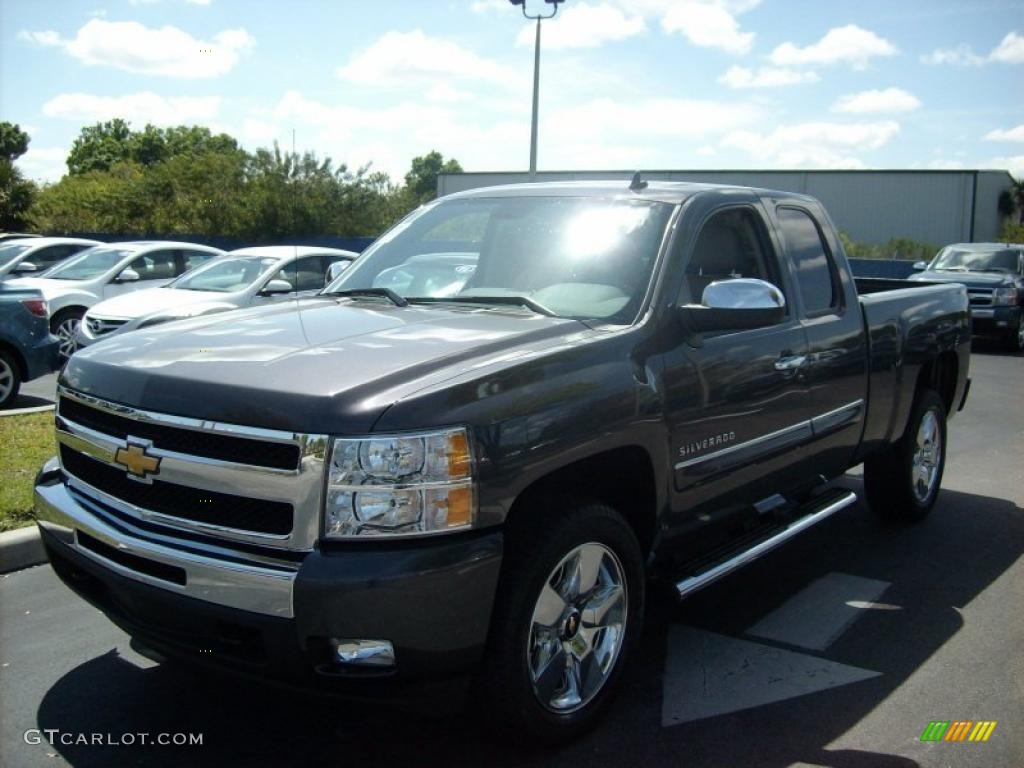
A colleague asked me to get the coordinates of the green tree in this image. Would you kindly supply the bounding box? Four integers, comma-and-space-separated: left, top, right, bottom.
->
404, 151, 462, 204
1011, 178, 1024, 225
0, 122, 36, 230
66, 119, 133, 175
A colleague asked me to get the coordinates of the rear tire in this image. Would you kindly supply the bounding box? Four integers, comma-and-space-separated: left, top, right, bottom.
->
478, 501, 644, 743
0, 350, 21, 409
864, 389, 947, 522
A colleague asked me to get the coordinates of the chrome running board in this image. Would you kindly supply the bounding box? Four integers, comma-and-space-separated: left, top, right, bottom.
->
675, 489, 858, 599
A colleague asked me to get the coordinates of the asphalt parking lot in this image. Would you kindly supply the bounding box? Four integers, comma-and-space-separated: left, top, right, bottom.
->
1, 345, 1021, 768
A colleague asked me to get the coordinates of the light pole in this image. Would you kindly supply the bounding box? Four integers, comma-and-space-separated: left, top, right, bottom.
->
509, 0, 563, 181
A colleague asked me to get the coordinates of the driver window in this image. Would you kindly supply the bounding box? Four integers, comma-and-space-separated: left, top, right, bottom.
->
269, 261, 298, 292
680, 208, 782, 307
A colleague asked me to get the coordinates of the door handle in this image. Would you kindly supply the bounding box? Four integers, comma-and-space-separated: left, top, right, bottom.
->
774, 354, 807, 371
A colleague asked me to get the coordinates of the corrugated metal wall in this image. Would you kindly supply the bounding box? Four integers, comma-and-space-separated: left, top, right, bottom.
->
438, 170, 1013, 246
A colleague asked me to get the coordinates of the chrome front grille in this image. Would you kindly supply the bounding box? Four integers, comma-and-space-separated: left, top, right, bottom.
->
967, 289, 993, 307
86, 315, 129, 336
55, 387, 327, 551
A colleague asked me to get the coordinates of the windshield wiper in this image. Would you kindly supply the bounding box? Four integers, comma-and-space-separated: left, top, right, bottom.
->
935, 267, 967, 272
406, 295, 556, 317
974, 268, 1010, 273
322, 287, 409, 307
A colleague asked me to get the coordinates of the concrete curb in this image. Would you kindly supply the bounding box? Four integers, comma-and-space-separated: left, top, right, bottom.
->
0, 404, 55, 417
0, 525, 46, 573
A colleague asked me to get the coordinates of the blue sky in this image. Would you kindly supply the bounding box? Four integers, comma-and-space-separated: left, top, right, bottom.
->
3, 0, 1023, 183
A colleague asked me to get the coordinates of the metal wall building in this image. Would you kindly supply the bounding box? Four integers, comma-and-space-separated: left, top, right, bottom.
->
437, 169, 1015, 246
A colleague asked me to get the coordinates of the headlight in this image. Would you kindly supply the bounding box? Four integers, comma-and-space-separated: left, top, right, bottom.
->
992, 285, 1018, 306
323, 428, 474, 539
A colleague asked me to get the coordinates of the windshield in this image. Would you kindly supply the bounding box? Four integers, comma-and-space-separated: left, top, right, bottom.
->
930, 247, 1022, 273
0, 243, 32, 266
44, 247, 134, 280
328, 196, 675, 322
168, 255, 280, 292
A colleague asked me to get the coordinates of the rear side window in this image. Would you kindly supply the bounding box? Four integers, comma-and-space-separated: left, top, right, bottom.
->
777, 207, 839, 315
129, 250, 177, 281
180, 249, 216, 273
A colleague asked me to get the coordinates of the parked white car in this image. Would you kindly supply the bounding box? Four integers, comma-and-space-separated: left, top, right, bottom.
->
77, 245, 358, 349
0, 237, 102, 280
8, 240, 224, 360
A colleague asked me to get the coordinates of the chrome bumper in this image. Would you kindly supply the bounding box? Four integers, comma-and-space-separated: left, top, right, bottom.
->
35, 478, 297, 618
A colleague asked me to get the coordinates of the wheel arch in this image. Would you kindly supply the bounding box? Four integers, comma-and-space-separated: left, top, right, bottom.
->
503, 445, 659, 559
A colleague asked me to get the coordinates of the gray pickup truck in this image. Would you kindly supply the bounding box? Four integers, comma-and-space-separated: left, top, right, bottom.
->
35, 181, 970, 740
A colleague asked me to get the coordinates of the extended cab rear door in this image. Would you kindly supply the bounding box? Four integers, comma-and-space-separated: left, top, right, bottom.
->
768, 199, 868, 480
660, 196, 812, 550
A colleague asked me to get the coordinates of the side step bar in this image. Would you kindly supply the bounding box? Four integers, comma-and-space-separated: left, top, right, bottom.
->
676, 489, 858, 599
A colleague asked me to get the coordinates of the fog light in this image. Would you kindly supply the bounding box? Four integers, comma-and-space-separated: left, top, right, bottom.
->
330, 639, 395, 668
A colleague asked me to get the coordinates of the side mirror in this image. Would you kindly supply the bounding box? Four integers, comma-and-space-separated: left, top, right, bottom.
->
912, 261, 928, 271
326, 261, 349, 284
260, 278, 293, 296
13, 261, 37, 274
116, 268, 140, 283
681, 278, 786, 333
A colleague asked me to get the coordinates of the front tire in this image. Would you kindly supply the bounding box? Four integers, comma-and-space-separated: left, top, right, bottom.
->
51, 308, 84, 363
1004, 321, 1024, 354
864, 389, 947, 522
479, 501, 644, 743
0, 350, 21, 409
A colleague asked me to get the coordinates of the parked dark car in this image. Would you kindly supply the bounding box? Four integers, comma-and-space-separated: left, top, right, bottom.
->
910, 242, 1024, 351
35, 181, 969, 740
0, 286, 60, 408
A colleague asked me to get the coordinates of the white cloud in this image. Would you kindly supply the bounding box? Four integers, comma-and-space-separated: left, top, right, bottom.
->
769, 24, 897, 69
832, 88, 921, 114
547, 97, 762, 141
985, 155, 1024, 177
471, 0, 511, 13
922, 31, 1024, 67
718, 65, 819, 89
18, 19, 253, 78
515, 2, 645, 50
16, 146, 68, 182
919, 44, 985, 67
721, 120, 901, 168
338, 30, 519, 89
984, 124, 1024, 142
42, 92, 221, 125
990, 31, 1024, 63
661, 1, 754, 54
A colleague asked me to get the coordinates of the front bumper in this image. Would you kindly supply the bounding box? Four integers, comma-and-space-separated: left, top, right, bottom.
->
969, 305, 1021, 335
35, 469, 504, 696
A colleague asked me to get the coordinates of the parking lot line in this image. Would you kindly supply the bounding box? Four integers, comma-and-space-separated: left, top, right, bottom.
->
745, 572, 892, 651
661, 626, 881, 726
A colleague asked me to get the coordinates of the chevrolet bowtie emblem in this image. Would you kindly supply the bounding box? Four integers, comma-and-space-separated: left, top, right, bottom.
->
114, 442, 161, 479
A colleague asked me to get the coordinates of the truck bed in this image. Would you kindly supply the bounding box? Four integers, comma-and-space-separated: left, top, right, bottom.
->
854, 278, 970, 463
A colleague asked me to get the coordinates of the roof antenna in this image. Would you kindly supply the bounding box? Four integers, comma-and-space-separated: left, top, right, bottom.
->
629, 171, 647, 191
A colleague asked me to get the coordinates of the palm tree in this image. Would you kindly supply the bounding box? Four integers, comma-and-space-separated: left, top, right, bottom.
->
1013, 178, 1024, 225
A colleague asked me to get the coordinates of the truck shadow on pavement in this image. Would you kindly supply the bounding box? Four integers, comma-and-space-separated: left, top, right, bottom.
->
35, 482, 1022, 768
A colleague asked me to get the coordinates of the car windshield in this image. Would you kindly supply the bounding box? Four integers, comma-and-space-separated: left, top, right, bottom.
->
168, 255, 280, 292
0, 243, 32, 266
930, 247, 1021, 273
43, 247, 135, 280
328, 196, 675, 323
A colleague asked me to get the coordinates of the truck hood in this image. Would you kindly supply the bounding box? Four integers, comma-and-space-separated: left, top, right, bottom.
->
88, 287, 232, 319
911, 270, 1018, 288
62, 297, 587, 434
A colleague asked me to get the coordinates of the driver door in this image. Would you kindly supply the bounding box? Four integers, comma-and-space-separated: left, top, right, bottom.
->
659, 203, 813, 553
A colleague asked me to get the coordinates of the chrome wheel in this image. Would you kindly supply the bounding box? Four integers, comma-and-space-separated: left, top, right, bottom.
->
55, 316, 81, 361
911, 409, 942, 502
0, 357, 14, 404
527, 542, 628, 714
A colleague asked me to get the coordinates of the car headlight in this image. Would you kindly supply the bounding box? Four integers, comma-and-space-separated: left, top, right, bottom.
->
323, 428, 475, 539
992, 285, 1019, 306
